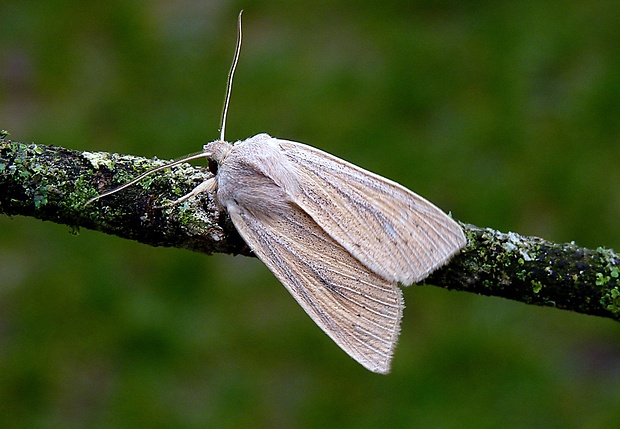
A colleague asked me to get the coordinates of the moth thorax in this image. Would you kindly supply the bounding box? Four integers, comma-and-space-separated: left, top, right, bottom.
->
204, 140, 233, 166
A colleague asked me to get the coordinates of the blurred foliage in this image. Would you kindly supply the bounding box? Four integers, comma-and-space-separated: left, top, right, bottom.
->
1, 0, 620, 427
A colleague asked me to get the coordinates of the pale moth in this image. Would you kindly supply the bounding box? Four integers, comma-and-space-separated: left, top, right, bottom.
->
85, 12, 466, 374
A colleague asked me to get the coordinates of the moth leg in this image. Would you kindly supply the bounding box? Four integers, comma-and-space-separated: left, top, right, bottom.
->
158, 177, 217, 208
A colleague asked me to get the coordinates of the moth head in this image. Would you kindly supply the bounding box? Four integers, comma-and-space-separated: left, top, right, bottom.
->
203, 140, 234, 175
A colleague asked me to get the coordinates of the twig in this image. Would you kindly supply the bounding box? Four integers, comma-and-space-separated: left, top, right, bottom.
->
1, 139, 619, 321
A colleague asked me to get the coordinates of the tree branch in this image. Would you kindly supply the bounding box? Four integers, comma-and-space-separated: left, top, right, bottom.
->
2, 139, 619, 321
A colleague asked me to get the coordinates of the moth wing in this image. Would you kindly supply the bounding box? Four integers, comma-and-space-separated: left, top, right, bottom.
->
277, 139, 466, 285
227, 202, 404, 374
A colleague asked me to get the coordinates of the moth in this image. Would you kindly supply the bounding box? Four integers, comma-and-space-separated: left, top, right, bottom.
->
85, 12, 466, 374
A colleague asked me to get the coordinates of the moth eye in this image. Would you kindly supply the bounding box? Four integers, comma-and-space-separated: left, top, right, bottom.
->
208, 159, 219, 175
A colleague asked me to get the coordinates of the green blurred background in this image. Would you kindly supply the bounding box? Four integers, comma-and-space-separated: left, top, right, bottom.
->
2, 0, 620, 427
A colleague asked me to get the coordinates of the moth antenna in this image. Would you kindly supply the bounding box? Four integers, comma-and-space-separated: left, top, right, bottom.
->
83, 151, 210, 208
219, 10, 243, 142
85, 13, 243, 209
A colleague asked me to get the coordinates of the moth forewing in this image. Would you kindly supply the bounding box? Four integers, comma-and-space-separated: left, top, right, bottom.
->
275, 137, 466, 284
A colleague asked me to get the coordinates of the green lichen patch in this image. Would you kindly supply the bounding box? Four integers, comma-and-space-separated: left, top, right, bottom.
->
33, 185, 49, 209
596, 273, 610, 286
531, 280, 543, 294
82, 151, 115, 170
601, 287, 620, 315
